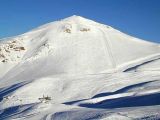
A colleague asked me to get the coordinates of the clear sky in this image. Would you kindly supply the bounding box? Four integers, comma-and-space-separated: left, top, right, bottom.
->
0, 0, 159, 43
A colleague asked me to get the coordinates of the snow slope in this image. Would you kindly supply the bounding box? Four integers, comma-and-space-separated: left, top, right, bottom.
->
0, 15, 160, 120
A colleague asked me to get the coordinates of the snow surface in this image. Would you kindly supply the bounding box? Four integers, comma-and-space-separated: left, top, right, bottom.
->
0, 15, 160, 120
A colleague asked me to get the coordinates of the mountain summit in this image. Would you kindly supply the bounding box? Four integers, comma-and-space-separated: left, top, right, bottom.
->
0, 16, 160, 120
0, 16, 160, 77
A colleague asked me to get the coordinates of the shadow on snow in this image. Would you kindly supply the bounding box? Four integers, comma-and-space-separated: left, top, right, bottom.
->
64, 80, 160, 109
0, 103, 36, 120
0, 82, 28, 102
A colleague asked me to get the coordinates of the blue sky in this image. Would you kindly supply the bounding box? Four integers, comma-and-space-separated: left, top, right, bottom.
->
0, 0, 159, 43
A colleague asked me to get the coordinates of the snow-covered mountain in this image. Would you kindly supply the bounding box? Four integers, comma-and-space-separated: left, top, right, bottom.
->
0, 15, 160, 120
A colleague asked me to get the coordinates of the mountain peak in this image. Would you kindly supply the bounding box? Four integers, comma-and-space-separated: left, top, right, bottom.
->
61, 15, 97, 25
0, 16, 160, 120
0, 16, 159, 76
63, 15, 88, 21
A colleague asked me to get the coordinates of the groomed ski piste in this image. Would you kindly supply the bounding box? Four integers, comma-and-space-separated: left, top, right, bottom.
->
0, 16, 160, 120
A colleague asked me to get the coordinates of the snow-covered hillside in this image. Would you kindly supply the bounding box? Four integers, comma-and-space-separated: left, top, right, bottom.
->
0, 15, 160, 120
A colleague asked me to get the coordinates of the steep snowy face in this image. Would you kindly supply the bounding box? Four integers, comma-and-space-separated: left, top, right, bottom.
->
0, 15, 160, 77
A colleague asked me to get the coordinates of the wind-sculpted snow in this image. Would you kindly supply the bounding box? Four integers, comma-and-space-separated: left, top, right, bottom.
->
0, 72, 160, 119
0, 15, 160, 120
